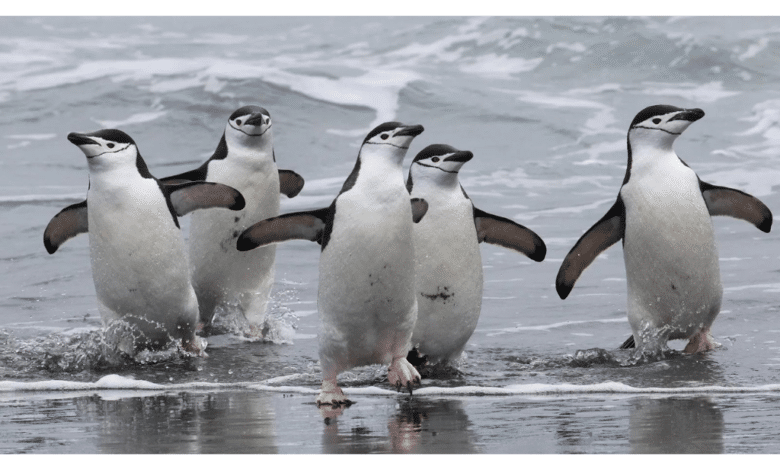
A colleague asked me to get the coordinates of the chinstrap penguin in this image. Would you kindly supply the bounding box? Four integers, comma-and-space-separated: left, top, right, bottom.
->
237, 122, 428, 406
556, 105, 772, 356
406, 144, 546, 368
160, 105, 304, 332
44, 129, 246, 355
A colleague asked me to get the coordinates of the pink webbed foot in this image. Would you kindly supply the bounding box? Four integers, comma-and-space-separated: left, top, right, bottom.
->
388, 356, 421, 395
316, 379, 354, 408
182, 336, 208, 358
683, 328, 717, 354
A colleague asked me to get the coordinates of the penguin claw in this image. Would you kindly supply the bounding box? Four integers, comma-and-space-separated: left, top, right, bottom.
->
407, 382, 413, 396
396, 382, 402, 393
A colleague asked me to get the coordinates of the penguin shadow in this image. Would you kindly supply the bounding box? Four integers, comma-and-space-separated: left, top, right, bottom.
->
628, 396, 724, 453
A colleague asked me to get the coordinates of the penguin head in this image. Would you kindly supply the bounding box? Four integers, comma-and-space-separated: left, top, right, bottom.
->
67, 129, 139, 172
628, 105, 705, 150
409, 144, 473, 189
359, 121, 424, 165
224, 105, 273, 150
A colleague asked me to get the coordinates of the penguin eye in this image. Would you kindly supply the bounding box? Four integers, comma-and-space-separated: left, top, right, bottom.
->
432, 157, 440, 163
107, 143, 115, 149
652, 118, 662, 125
380, 134, 389, 140
236, 120, 242, 126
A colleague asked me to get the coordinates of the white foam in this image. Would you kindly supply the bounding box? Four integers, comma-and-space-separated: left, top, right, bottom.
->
724, 283, 780, 292
738, 37, 770, 61
459, 54, 543, 80
485, 318, 627, 336
4, 133, 56, 140
0, 193, 84, 204
546, 42, 587, 54
6, 375, 780, 398
11, 57, 418, 134
94, 111, 168, 128
641, 81, 740, 103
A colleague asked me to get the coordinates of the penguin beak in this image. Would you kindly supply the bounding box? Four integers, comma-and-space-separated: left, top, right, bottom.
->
669, 108, 705, 123
443, 150, 474, 163
67, 132, 98, 147
394, 125, 425, 137
244, 113, 269, 126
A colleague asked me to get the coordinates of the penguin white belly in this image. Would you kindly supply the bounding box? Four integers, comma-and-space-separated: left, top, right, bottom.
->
621, 162, 722, 350
88, 179, 198, 346
411, 196, 482, 362
188, 159, 280, 325
318, 189, 418, 373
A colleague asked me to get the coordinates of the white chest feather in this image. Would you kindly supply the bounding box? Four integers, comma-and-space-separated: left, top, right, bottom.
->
410, 186, 483, 360
620, 151, 722, 338
317, 161, 418, 367
86, 174, 194, 320
187, 156, 280, 304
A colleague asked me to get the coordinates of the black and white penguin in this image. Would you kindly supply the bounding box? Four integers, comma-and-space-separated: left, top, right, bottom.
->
406, 144, 546, 367
236, 122, 428, 406
556, 105, 772, 355
43, 129, 245, 354
161, 105, 304, 330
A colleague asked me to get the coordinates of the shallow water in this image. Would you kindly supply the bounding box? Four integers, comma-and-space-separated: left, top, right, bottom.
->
2, 16, 780, 453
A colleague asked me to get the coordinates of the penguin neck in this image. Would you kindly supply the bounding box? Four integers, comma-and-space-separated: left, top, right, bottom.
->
353, 148, 406, 191
224, 131, 275, 168
627, 130, 681, 171
411, 167, 461, 196
87, 150, 151, 186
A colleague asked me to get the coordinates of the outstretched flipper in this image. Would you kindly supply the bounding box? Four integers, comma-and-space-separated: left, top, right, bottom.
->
700, 180, 772, 233
237, 207, 331, 251
279, 169, 305, 198
411, 198, 428, 223
166, 181, 245, 216
473, 207, 546, 262
159, 165, 208, 185
43, 200, 88, 254
556, 197, 625, 299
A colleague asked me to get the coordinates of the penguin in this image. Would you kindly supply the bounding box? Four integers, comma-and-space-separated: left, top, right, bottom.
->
160, 105, 304, 331
43, 129, 246, 354
236, 122, 428, 406
556, 105, 772, 355
405, 144, 546, 367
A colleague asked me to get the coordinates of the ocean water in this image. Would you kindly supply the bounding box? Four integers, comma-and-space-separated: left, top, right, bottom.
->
2, 16, 780, 453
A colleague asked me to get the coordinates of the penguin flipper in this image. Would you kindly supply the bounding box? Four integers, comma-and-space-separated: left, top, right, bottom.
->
700, 181, 773, 233
411, 198, 428, 223
44, 200, 88, 254
159, 165, 208, 185
473, 207, 547, 262
279, 169, 305, 198
237, 207, 331, 251
556, 198, 625, 300
166, 181, 246, 216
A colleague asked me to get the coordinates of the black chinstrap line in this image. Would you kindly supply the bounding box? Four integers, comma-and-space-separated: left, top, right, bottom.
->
363, 141, 409, 150
631, 125, 681, 135
83, 144, 131, 159
228, 122, 272, 137
415, 161, 458, 173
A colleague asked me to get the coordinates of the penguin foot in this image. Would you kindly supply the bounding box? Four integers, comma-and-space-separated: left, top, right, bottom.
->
388, 357, 421, 396
683, 329, 716, 354
316, 380, 354, 408
181, 336, 208, 358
